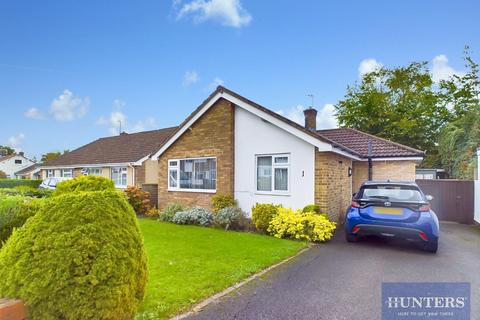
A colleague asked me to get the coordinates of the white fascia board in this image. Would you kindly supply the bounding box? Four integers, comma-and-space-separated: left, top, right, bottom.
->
133, 155, 150, 166
40, 162, 132, 170
356, 157, 424, 162
331, 147, 362, 161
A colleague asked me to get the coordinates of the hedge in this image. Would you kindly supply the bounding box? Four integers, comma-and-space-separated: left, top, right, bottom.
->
0, 190, 148, 320
0, 179, 41, 189
53, 175, 115, 196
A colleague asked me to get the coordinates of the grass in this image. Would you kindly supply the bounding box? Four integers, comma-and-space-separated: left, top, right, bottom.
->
136, 219, 307, 319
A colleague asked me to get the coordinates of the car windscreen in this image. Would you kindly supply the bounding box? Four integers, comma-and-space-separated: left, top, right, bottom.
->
359, 185, 424, 202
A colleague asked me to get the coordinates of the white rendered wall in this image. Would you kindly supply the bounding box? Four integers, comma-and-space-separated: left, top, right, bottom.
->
0, 155, 34, 178
234, 107, 315, 215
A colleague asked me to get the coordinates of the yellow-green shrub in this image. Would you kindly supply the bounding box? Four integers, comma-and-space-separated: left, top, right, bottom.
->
0, 190, 148, 320
268, 207, 336, 242
211, 193, 236, 213
302, 204, 330, 220
251, 203, 280, 233
53, 175, 115, 196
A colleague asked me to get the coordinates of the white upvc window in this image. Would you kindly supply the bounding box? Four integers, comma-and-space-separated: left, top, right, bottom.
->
111, 167, 128, 188
61, 169, 73, 178
83, 167, 102, 176
168, 157, 216, 193
46, 169, 54, 178
256, 154, 290, 194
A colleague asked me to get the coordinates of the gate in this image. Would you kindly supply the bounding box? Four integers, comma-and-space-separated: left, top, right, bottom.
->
416, 179, 474, 224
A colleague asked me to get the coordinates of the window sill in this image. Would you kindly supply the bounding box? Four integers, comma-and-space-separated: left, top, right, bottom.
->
168, 188, 216, 194
255, 191, 290, 197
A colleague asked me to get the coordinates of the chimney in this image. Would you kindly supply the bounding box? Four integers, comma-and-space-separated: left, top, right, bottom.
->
303, 107, 317, 132
19, 152, 24, 156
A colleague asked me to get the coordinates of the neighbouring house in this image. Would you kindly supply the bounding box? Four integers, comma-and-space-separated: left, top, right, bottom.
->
0, 152, 36, 179
474, 148, 479, 224
40, 86, 424, 221
415, 168, 448, 180
15, 163, 41, 180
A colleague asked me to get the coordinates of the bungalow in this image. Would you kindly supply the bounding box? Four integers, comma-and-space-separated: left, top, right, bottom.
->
40, 86, 424, 221
0, 152, 36, 179
15, 163, 41, 180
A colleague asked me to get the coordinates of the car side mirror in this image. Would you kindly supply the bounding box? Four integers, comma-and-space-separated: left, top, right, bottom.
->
425, 195, 434, 201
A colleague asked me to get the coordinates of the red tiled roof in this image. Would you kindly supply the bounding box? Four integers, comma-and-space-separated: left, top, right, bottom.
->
317, 128, 424, 158
42, 127, 178, 167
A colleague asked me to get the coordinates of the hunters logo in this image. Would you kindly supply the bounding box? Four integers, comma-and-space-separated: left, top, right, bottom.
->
382, 283, 470, 320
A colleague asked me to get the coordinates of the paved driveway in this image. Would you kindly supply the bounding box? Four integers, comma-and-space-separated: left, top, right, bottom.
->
188, 222, 480, 320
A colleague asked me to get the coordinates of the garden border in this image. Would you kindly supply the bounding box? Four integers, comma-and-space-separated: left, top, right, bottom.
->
171, 245, 311, 320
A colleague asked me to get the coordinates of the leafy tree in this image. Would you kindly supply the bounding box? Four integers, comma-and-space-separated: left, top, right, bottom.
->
335, 62, 451, 166
0, 146, 15, 156
41, 150, 69, 162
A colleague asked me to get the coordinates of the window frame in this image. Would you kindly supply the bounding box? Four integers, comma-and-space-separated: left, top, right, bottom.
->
46, 169, 54, 178
14, 159, 22, 164
61, 169, 73, 178
255, 153, 290, 195
83, 167, 102, 176
167, 156, 217, 193
111, 166, 128, 188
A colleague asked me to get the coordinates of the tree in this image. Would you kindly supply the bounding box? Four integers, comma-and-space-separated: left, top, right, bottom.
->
0, 146, 15, 156
41, 150, 69, 162
335, 62, 452, 167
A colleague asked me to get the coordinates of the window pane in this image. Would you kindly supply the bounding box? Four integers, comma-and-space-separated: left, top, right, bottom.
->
169, 169, 178, 188
274, 168, 288, 191
178, 158, 216, 190
257, 156, 272, 191
274, 156, 288, 164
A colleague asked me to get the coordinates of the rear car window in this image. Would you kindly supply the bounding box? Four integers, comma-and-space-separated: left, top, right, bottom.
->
359, 185, 423, 202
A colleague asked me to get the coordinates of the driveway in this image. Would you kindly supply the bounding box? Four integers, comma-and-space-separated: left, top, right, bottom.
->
188, 222, 480, 320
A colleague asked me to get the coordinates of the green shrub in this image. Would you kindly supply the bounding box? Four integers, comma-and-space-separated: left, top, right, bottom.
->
124, 186, 151, 215
211, 193, 236, 213
159, 203, 184, 222
214, 207, 244, 230
268, 207, 336, 242
251, 203, 280, 233
0, 196, 44, 246
0, 186, 52, 198
172, 207, 213, 226
0, 179, 41, 189
0, 191, 148, 320
302, 204, 329, 220
53, 175, 115, 196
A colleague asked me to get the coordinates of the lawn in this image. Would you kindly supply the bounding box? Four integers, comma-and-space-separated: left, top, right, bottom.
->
136, 219, 307, 319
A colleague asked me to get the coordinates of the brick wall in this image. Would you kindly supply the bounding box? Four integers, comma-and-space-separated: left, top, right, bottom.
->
157, 98, 235, 209
134, 163, 146, 187
315, 151, 352, 222
352, 160, 417, 192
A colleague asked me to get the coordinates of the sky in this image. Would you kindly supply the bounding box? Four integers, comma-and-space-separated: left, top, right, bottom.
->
0, 0, 479, 160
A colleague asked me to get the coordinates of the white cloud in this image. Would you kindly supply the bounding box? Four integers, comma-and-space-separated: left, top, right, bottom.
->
431, 54, 465, 83
7, 133, 26, 152
97, 100, 157, 135
275, 104, 338, 130
183, 70, 199, 86
176, 0, 252, 28
24, 107, 46, 120
208, 77, 224, 90
358, 58, 383, 78
49, 89, 90, 121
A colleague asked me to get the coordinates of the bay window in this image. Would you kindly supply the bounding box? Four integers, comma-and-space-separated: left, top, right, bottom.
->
256, 154, 289, 193
168, 157, 216, 192
111, 167, 128, 187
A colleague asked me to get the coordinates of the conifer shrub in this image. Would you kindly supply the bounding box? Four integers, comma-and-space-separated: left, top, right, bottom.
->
211, 193, 237, 213
0, 190, 148, 320
53, 175, 115, 196
251, 203, 280, 233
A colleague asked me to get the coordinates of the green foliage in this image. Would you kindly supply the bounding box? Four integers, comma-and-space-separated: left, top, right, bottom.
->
41, 150, 69, 163
0, 186, 52, 198
302, 204, 329, 220
159, 203, 184, 222
0, 196, 44, 246
268, 207, 337, 242
145, 208, 160, 218
0, 179, 41, 189
0, 145, 15, 155
53, 175, 115, 196
0, 191, 148, 320
211, 193, 237, 213
124, 186, 151, 215
251, 203, 280, 233
172, 207, 213, 226
214, 207, 244, 230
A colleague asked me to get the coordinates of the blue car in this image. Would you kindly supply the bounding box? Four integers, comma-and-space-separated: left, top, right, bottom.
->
345, 181, 439, 253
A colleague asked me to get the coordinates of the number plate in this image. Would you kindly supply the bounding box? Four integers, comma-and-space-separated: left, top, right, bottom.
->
373, 207, 403, 215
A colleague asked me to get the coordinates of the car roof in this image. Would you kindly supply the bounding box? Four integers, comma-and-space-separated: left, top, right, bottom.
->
361, 180, 419, 187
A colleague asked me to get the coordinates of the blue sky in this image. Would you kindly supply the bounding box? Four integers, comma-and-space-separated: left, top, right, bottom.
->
1, 0, 479, 160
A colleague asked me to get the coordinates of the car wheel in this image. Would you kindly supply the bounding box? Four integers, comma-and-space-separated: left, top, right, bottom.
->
346, 233, 358, 243
423, 240, 438, 253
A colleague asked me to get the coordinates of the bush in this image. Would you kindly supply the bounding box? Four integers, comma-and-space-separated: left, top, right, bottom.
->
0, 179, 41, 189
145, 207, 160, 218
268, 207, 336, 242
124, 186, 151, 215
0, 186, 52, 198
302, 204, 329, 220
172, 207, 213, 226
211, 193, 237, 213
214, 207, 244, 230
0, 196, 44, 246
0, 190, 148, 320
251, 203, 280, 233
53, 175, 115, 196
159, 203, 184, 222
